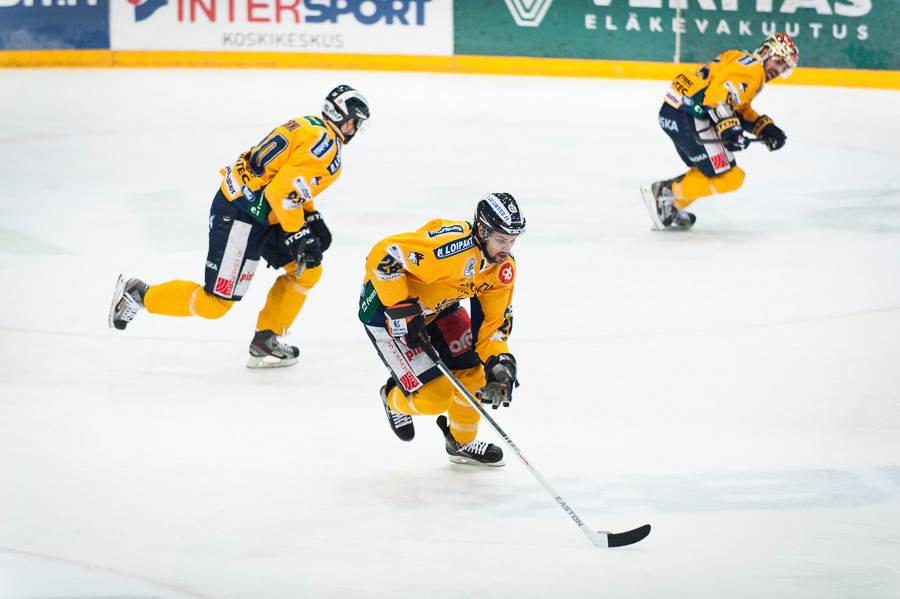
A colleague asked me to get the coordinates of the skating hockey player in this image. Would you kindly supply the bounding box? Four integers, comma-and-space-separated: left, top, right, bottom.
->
641, 33, 798, 230
359, 193, 525, 466
108, 85, 371, 368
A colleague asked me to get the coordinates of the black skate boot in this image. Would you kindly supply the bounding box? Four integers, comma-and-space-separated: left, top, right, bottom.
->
672, 209, 697, 229
247, 330, 300, 369
436, 415, 504, 467
108, 274, 149, 330
651, 179, 678, 227
381, 377, 415, 441
640, 177, 687, 230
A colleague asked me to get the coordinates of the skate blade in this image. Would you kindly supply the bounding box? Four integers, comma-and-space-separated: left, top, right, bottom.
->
639, 185, 665, 231
447, 455, 505, 468
246, 354, 299, 369
108, 274, 126, 329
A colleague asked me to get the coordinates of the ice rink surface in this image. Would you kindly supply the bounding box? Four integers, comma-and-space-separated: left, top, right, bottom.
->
1, 67, 899, 598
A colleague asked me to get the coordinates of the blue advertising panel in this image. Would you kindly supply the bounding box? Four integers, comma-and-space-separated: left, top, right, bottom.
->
0, 0, 110, 50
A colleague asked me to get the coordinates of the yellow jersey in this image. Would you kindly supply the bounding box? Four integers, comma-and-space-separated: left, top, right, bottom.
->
219, 116, 344, 232
360, 219, 516, 361
664, 49, 765, 124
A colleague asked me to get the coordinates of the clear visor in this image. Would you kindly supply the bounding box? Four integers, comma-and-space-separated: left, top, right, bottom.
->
354, 116, 370, 137
482, 227, 520, 249
772, 55, 794, 79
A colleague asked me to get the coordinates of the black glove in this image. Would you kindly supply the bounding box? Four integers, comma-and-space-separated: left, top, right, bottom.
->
305, 210, 332, 252
714, 115, 749, 152
752, 115, 787, 151
282, 226, 323, 270
477, 353, 517, 409
385, 298, 428, 350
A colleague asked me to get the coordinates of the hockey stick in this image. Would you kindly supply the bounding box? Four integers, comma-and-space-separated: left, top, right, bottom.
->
691, 136, 769, 146
687, 122, 770, 147
420, 340, 651, 548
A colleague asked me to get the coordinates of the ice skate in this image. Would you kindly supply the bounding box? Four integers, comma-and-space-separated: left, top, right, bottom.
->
672, 210, 697, 229
639, 179, 678, 230
247, 329, 299, 368
437, 415, 504, 467
381, 378, 414, 441
108, 275, 149, 330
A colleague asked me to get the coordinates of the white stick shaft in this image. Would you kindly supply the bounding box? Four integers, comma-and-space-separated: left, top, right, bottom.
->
429, 356, 609, 547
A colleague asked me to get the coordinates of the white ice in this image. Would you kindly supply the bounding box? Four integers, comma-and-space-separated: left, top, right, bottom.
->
0, 67, 899, 599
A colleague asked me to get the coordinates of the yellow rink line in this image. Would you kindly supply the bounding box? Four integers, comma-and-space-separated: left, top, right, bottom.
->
2, 50, 898, 90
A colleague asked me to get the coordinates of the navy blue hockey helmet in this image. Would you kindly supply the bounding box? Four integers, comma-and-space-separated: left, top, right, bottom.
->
474, 193, 526, 237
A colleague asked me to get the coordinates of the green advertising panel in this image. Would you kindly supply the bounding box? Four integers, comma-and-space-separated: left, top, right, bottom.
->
454, 0, 899, 71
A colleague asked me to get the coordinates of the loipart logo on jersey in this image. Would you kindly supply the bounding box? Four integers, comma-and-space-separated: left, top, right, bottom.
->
498, 263, 515, 284
127, 0, 167, 21
434, 236, 475, 259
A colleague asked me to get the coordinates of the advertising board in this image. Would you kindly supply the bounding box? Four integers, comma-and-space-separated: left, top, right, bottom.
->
111, 0, 453, 55
0, 0, 109, 49
455, 0, 900, 71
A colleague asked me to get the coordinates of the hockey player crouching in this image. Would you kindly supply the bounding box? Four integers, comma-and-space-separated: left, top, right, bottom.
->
359, 193, 525, 466
641, 33, 799, 230
108, 85, 371, 368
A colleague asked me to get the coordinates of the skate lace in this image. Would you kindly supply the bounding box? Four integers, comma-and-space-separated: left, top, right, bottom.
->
390, 411, 413, 427
458, 439, 489, 456
272, 337, 293, 355
118, 293, 141, 322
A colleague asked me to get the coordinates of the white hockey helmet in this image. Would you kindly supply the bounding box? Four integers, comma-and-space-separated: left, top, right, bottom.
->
322, 85, 371, 142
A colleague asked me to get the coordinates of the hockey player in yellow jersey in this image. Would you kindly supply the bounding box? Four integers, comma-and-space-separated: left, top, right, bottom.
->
359, 193, 525, 466
641, 33, 799, 230
109, 85, 371, 368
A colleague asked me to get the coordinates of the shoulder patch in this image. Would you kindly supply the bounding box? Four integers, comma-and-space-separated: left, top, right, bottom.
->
304, 116, 326, 128
498, 261, 515, 285
427, 224, 465, 237
433, 236, 475, 259
310, 132, 334, 158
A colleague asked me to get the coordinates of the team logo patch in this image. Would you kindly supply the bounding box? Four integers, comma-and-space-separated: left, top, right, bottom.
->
464, 258, 476, 279
408, 251, 425, 266
434, 236, 475, 259
498, 263, 515, 284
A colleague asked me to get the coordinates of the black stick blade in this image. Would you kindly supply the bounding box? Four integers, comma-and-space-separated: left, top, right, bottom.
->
606, 524, 651, 548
